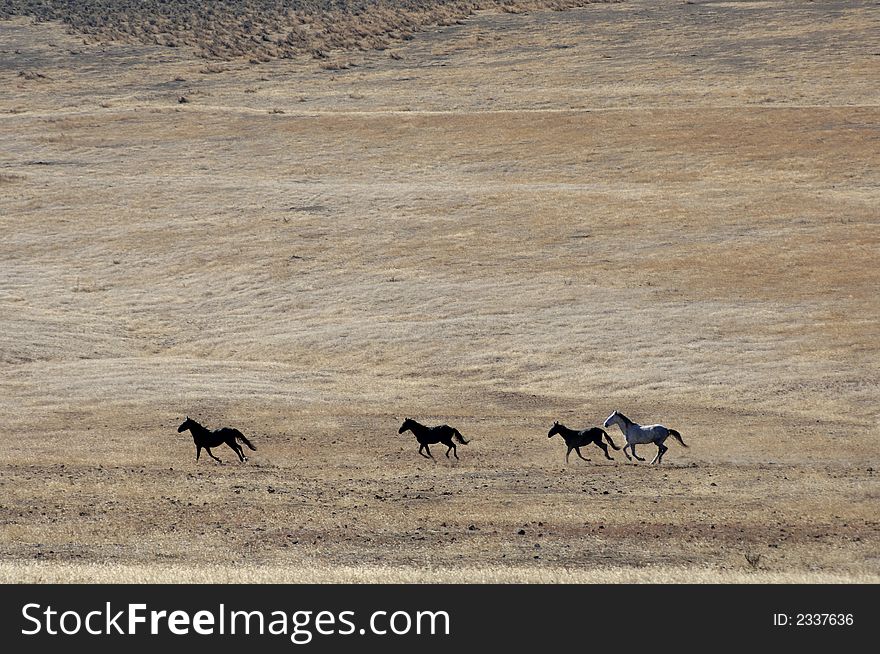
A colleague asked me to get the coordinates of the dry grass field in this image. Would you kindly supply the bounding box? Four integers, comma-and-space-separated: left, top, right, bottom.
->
0, 0, 609, 60
1, 0, 878, 583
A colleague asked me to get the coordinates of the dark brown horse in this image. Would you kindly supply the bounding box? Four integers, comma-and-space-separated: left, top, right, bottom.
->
177, 417, 256, 463
398, 418, 468, 461
548, 421, 620, 463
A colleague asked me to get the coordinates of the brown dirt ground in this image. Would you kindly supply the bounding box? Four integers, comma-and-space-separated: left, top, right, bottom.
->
0, 0, 878, 582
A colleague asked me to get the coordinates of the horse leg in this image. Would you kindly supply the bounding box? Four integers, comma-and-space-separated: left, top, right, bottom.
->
452, 443, 459, 460
424, 444, 435, 462
656, 443, 668, 464
418, 444, 431, 459
196, 445, 202, 461
445, 444, 452, 458
575, 447, 590, 462
596, 440, 613, 461
234, 442, 245, 463
226, 440, 242, 462
631, 444, 645, 461
622, 443, 632, 461
206, 447, 222, 463
566, 447, 572, 464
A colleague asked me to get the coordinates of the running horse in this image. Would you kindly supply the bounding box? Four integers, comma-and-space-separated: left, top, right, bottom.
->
177, 417, 256, 463
398, 418, 469, 461
603, 410, 687, 464
547, 421, 620, 463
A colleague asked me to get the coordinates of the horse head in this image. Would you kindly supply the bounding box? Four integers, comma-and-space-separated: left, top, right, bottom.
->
178, 416, 194, 433
603, 410, 620, 429
548, 421, 562, 438
398, 418, 414, 434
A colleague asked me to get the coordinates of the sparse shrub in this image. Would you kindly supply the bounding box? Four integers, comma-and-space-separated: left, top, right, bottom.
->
320, 59, 351, 71
18, 70, 48, 80
0, 1, 614, 61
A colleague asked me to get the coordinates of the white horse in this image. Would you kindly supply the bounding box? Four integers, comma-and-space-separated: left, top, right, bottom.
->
603, 410, 687, 464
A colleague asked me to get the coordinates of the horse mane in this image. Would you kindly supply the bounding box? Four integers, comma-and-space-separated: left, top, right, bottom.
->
183, 417, 206, 432
549, 421, 573, 437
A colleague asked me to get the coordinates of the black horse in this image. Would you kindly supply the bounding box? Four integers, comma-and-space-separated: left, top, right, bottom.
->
177, 417, 256, 463
398, 418, 469, 461
548, 421, 620, 463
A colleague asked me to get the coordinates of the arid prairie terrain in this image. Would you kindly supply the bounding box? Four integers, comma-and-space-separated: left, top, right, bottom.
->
0, 0, 878, 583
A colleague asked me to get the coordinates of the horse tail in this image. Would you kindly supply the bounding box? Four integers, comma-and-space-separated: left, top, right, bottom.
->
452, 429, 469, 445
234, 430, 257, 451
603, 429, 621, 450
668, 429, 687, 448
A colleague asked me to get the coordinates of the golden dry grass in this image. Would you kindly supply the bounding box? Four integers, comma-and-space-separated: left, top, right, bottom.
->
3, 561, 878, 584
0, 0, 878, 583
